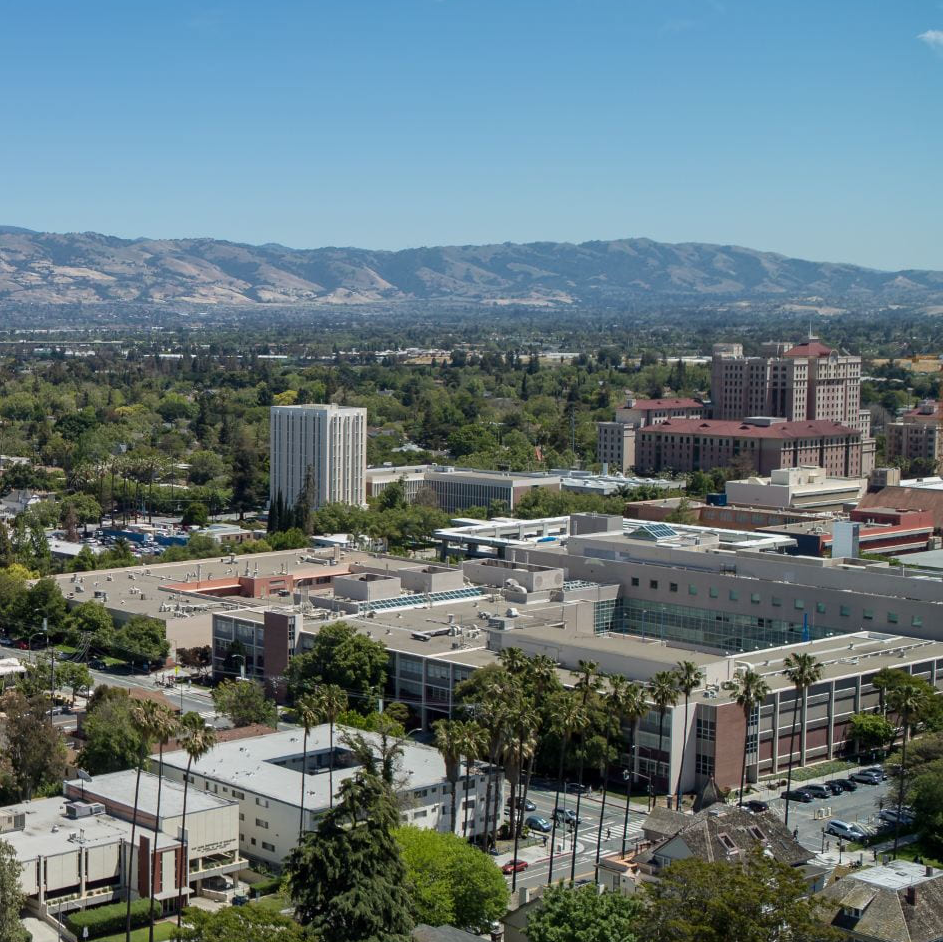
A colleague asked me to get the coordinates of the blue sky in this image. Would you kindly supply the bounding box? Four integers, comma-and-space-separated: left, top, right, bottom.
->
0, 0, 940, 270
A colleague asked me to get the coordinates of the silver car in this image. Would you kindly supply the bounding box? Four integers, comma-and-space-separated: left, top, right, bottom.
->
826, 819, 867, 842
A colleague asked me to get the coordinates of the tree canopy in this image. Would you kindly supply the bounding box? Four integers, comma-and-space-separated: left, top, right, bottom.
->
526, 883, 643, 942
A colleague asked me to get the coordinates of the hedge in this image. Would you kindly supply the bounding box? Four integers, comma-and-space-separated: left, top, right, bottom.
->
250, 875, 283, 897
65, 898, 159, 939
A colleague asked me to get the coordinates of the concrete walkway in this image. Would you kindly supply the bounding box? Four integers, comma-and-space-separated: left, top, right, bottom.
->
21, 916, 60, 942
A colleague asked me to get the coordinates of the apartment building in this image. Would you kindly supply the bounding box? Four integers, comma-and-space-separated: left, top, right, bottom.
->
635, 417, 872, 477
157, 727, 496, 868
710, 337, 871, 436
269, 404, 366, 510
885, 400, 941, 466
1, 771, 241, 918
597, 422, 636, 473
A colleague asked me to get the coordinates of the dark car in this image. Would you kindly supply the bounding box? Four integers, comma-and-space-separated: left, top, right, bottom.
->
0, 634, 13, 646
781, 789, 813, 803
801, 783, 831, 799
825, 781, 845, 796
501, 859, 529, 874
89, 658, 106, 670
524, 815, 552, 833
507, 797, 536, 812
553, 808, 580, 826
232, 894, 249, 906
745, 799, 769, 814
566, 782, 591, 795
832, 778, 858, 792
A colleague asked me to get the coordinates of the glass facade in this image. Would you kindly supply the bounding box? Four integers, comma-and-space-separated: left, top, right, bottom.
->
594, 597, 838, 654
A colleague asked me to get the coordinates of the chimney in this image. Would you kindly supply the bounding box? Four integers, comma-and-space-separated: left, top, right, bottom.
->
927, 865, 934, 878
519, 887, 530, 905
905, 886, 916, 906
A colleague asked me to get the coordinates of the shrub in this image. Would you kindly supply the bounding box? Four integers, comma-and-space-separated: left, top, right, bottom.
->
65, 898, 158, 939
251, 874, 284, 897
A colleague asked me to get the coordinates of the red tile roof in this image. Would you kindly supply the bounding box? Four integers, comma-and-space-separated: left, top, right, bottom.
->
628, 398, 703, 410
783, 340, 834, 358
638, 418, 859, 440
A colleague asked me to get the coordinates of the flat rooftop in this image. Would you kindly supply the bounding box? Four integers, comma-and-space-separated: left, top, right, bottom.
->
851, 860, 941, 890
159, 726, 455, 809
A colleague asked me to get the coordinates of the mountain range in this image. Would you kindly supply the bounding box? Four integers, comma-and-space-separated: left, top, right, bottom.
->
1, 226, 941, 306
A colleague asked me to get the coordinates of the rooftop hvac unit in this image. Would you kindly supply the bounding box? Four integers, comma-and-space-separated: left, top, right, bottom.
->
65, 802, 105, 819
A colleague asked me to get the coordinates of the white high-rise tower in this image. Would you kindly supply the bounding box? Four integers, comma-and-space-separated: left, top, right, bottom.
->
269, 404, 367, 510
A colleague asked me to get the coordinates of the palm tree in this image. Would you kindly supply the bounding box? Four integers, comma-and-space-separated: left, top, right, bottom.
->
547, 691, 587, 885
312, 684, 348, 809
887, 682, 929, 858
649, 670, 680, 798
146, 705, 179, 942
505, 701, 538, 891
126, 700, 159, 942
457, 721, 487, 841
673, 660, 705, 811
782, 653, 823, 827
619, 683, 648, 855
594, 675, 627, 875
433, 719, 464, 834
723, 669, 771, 807
516, 654, 558, 831
175, 713, 217, 929
481, 678, 515, 851
872, 666, 901, 719
569, 660, 601, 879
295, 694, 320, 841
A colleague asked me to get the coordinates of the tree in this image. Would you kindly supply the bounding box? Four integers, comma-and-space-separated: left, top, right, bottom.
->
673, 660, 704, 809
295, 694, 320, 842
179, 905, 305, 942
78, 688, 153, 775
286, 771, 414, 942
569, 659, 602, 880
909, 758, 943, 856
782, 653, 823, 826
181, 501, 209, 528
0, 838, 28, 942
110, 616, 170, 668
212, 679, 276, 728
0, 690, 67, 801
548, 691, 587, 885
311, 684, 348, 808
641, 847, 840, 942
395, 826, 509, 932
284, 621, 387, 708
888, 680, 930, 857
649, 670, 680, 794
723, 668, 770, 807
847, 712, 895, 758
433, 719, 465, 835
145, 705, 179, 942
526, 882, 643, 942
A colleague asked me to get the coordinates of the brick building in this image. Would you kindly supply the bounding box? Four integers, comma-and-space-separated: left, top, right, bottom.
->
885, 400, 941, 466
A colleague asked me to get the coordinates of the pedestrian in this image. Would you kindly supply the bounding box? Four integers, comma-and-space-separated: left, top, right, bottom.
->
606, 828, 611, 841
793, 828, 799, 840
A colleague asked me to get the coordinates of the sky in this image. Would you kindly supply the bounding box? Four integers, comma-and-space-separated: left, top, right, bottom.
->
0, 0, 941, 271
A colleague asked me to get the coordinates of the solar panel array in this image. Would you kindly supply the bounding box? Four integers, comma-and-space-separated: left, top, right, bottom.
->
358, 585, 485, 614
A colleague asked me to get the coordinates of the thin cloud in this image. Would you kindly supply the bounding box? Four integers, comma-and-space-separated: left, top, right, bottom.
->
918, 29, 943, 50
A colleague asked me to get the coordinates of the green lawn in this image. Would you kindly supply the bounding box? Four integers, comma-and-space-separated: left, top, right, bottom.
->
101, 655, 129, 667
889, 839, 943, 869
98, 922, 178, 942
250, 892, 292, 913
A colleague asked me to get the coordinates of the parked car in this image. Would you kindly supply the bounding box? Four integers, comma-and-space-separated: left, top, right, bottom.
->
863, 766, 888, 780
566, 782, 591, 795
524, 815, 552, 833
850, 770, 883, 785
826, 820, 868, 842
745, 799, 769, 814
89, 659, 106, 670
781, 789, 814, 803
803, 784, 832, 799
831, 778, 858, 792
232, 894, 249, 906
553, 808, 580, 826
0, 635, 13, 646
501, 859, 529, 874
825, 781, 845, 796
878, 808, 915, 827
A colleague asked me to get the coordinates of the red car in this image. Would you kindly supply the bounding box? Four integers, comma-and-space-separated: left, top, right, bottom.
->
501, 859, 529, 874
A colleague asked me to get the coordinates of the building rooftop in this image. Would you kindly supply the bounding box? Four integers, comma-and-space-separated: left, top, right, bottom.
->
624, 397, 704, 410
159, 726, 456, 809
639, 418, 859, 439
784, 340, 836, 358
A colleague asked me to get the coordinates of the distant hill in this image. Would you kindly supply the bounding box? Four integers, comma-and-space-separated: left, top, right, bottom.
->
0, 228, 941, 306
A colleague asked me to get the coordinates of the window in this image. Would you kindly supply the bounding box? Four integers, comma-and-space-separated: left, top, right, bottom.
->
631, 577, 639, 587
717, 832, 736, 851
729, 589, 738, 601
887, 612, 898, 624
816, 602, 826, 614
751, 593, 761, 604
695, 754, 714, 775
695, 717, 716, 741
772, 596, 782, 607
261, 841, 275, 852
650, 580, 659, 590
912, 615, 923, 628
670, 583, 678, 593
863, 609, 874, 621
688, 585, 697, 596
840, 605, 851, 617
239, 813, 244, 821
250, 837, 256, 846
794, 599, 805, 610
709, 586, 719, 599
255, 797, 269, 808
255, 818, 269, 829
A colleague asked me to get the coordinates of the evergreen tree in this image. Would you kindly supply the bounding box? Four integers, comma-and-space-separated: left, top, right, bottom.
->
286, 770, 414, 942
0, 838, 28, 942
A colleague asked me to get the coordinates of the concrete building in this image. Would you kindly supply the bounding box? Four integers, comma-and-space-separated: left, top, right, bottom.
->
269, 404, 366, 510
157, 727, 497, 868
596, 422, 636, 473
615, 396, 706, 426
725, 466, 867, 513
1, 771, 242, 919
635, 417, 872, 477
885, 400, 942, 466
710, 337, 871, 436
817, 860, 943, 942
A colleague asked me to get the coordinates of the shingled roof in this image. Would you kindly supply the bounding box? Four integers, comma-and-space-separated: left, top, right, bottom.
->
818, 863, 943, 942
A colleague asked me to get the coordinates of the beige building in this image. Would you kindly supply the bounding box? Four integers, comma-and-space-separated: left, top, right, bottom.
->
596, 422, 636, 473
725, 466, 867, 512
269, 404, 366, 510
885, 400, 941, 466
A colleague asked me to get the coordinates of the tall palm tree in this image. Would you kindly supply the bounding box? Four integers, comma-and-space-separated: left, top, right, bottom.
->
126, 700, 159, 942
673, 660, 705, 811
505, 701, 538, 891
312, 683, 348, 809
649, 670, 680, 798
146, 705, 179, 942
433, 719, 464, 834
887, 682, 929, 858
516, 654, 558, 832
619, 683, 648, 855
872, 666, 901, 719
481, 678, 515, 851
457, 720, 487, 841
782, 653, 823, 827
723, 669, 771, 807
295, 694, 320, 841
547, 691, 587, 885
569, 660, 601, 880
175, 713, 217, 929
594, 675, 627, 875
